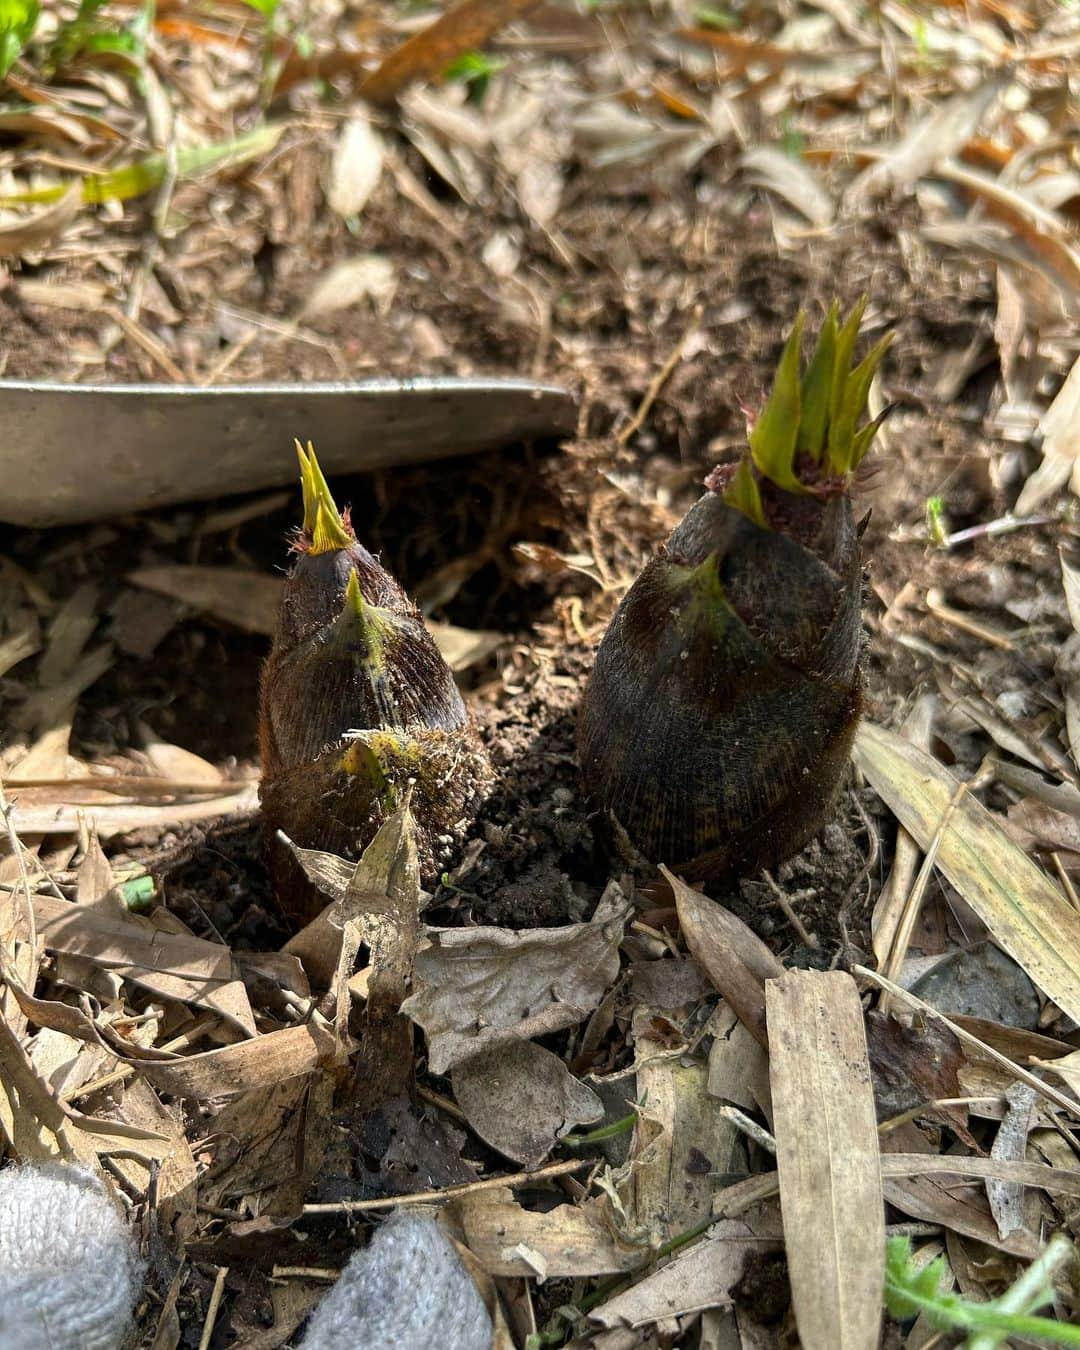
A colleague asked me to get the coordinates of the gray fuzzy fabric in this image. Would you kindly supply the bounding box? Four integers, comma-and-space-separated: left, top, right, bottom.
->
301, 1213, 492, 1350
0, 1163, 143, 1350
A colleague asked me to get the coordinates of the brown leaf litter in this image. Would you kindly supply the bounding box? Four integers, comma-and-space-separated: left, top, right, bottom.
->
2, 0, 1080, 1344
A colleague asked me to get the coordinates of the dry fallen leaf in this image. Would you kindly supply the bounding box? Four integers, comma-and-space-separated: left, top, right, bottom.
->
326, 115, 385, 218
854, 720, 1080, 1026
360, 0, 540, 106
621, 1004, 746, 1243
453, 1040, 602, 1168
589, 1217, 782, 1332
844, 73, 1007, 205
767, 969, 884, 1350
453, 1185, 645, 1278
1015, 353, 1080, 514
0, 184, 82, 257
666, 867, 783, 1048
402, 884, 627, 1074
128, 565, 505, 671
300, 256, 397, 320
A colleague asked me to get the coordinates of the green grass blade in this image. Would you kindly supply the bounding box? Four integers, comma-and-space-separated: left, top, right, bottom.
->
0, 122, 284, 208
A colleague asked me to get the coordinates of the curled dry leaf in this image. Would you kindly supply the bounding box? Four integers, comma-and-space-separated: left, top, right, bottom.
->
741, 146, 834, 227
282, 801, 423, 1104
0, 184, 81, 258
986, 1082, 1039, 1241
32, 893, 258, 1035
665, 866, 783, 1048
844, 73, 1007, 206
452, 1185, 645, 1278
402, 887, 628, 1075
360, 0, 540, 106
299, 256, 397, 320
1056, 546, 1080, 769
452, 1040, 602, 1168
1015, 354, 1080, 515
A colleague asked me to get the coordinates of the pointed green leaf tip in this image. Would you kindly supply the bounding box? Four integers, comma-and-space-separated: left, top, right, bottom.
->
722, 457, 767, 529
748, 310, 806, 494
295, 438, 352, 554
341, 566, 366, 628
723, 298, 892, 525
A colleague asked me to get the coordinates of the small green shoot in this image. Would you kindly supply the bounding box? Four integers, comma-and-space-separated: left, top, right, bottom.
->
50, 0, 140, 68
779, 115, 805, 159
0, 0, 39, 79
694, 5, 737, 29
121, 875, 155, 910
238, 0, 284, 98
562, 1110, 638, 1147
723, 456, 767, 529
0, 122, 283, 208
748, 310, 806, 493
722, 299, 891, 526
884, 1234, 1080, 1347
925, 495, 948, 546
443, 49, 506, 103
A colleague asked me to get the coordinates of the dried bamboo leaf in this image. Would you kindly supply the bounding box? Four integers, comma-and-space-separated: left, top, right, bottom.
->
7, 781, 259, 838
622, 1004, 746, 1242
854, 721, 1080, 1024
844, 74, 1007, 205
766, 969, 884, 1350
32, 894, 257, 1035
327, 115, 385, 219
590, 1217, 783, 1331
0, 183, 81, 257
986, 1083, 1038, 1240
1016, 354, 1080, 514
129, 565, 504, 670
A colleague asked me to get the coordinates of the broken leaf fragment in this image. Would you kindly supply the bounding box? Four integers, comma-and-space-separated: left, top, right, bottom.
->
402, 887, 628, 1075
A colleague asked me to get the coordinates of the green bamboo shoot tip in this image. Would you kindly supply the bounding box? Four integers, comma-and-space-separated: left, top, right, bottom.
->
296, 438, 352, 553
749, 310, 806, 494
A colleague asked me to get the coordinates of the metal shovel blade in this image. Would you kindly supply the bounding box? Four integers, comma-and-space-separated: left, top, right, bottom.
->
0, 377, 578, 527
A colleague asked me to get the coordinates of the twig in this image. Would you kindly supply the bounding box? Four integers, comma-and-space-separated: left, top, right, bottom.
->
271, 1266, 339, 1281
881, 768, 986, 1012
197, 1266, 229, 1350
925, 588, 1017, 651
942, 513, 1054, 549
103, 303, 186, 383
301, 1157, 590, 1215
877, 1096, 1003, 1135
834, 792, 880, 967
1052, 853, 1080, 912
761, 869, 817, 948
417, 1083, 467, 1123
717, 1104, 777, 1155
617, 305, 702, 446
